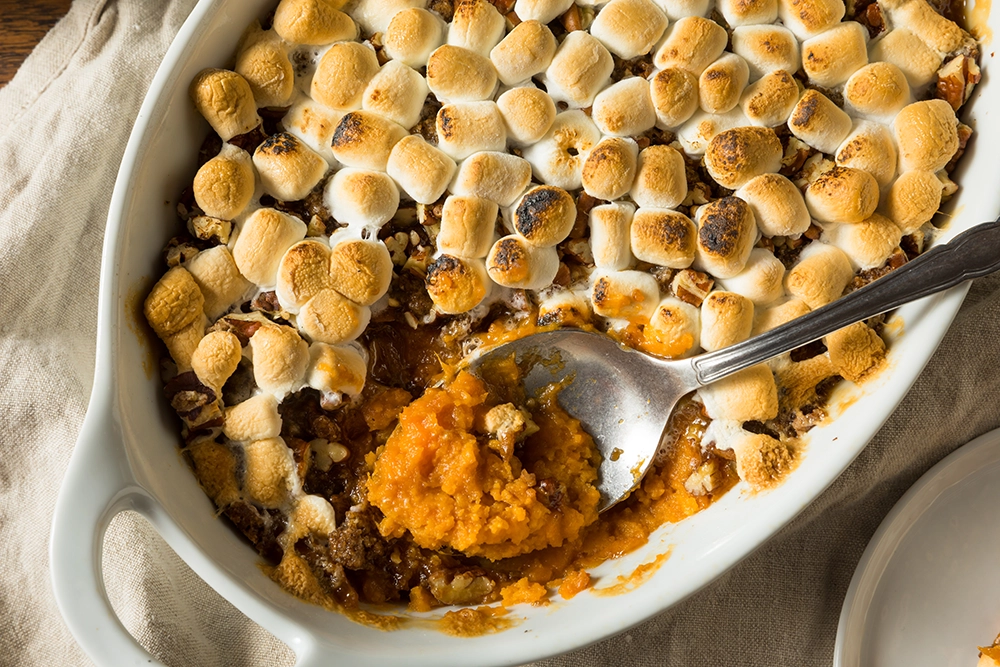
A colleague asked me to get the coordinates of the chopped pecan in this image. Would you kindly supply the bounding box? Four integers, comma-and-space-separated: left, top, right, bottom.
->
560, 3, 582, 31
671, 270, 714, 307
187, 215, 232, 245
164, 236, 201, 268
936, 55, 981, 112
946, 123, 973, 173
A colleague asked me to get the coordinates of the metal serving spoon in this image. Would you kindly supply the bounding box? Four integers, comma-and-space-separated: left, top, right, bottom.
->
470, 220, 1000, 512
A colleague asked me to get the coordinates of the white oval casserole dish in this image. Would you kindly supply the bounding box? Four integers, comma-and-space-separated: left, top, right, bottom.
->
49, 1, 1000, 665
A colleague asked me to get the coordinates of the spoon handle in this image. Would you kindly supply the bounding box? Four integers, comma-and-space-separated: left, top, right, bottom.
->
690, 219, 1000, 387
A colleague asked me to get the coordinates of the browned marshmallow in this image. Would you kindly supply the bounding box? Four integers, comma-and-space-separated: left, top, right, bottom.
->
427, 45, 498, 103
310, 42, 379, 111
144, 267, 205, 339
646, 297, 701, 358
788, 89, 853, 154
351, 0, 425, 34
253, 133, 328, 201
805, 166, 880, 224
276, 240, 334, 312
704, 126, 783, 190
386, 135, 456, 205
538, 290, 592, 327
824, 214, 903, 270
513, 185, 577, 247
189, 69, 261, 141
868, 29, 943, 88
654, 17, 728, 75
426, 255, 492, 314
486, 235, 559, 289
325, 168, 400, 228
699, 363, 778, 420
700, 53, 750, 114
448, 0, 506, 58
581, 137, 639, 201
298, 288, 371, 343
361, 61, 429, 129
273, 0, 354, 45
232, 208, 308, 286
693, 197, 758, 279
451, 151, 533, 207
735, 173, 811, 237
700, 291, 754, 351
249, 324, 309, 397
894, 100, 959, 173
192, 330, 242, 392
514, 0, 575, 25
824, 321, 886, 383
740, 69, 800, 128
383, 8, 445, 68
835, 121, 898, 188
438, 195, 498, 258
631, 145, 688, 209
592, 77, 657, 137
885, 170, 942, 234
307, 343, 367, 397
235, 39, 295, 108
844, 62, 911, 122
521, 110, 601, 190
801, 22, 868, 88
731, 25, 799, 80
880, 0, 976, 54
717, 248, 785, 305
436, 101, 507, 160
330, 110, 407, 171
242, 438, 294, 508
678, 109, 749, 156
281, 99, 342, 165
193, 145, 254, 220
497, 87, 557, 146
186, 246, 252, 320
718, 0, 777, 26
784, 242, 853, 308
224, 394, 282, 442
590, 202, 635, 271
590, 270, 661, 321
490, 21, 556, 86
650, 68, 700, 129
589, 0, 669, 59
753, 297, 810, 334
630, 208, 697, 268
777, 0, 844, 39
544, 31, 614, 108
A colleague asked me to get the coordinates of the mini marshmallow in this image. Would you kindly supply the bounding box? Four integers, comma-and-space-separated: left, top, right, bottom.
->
581, 137, 639, 200
693, 197, 757, 279
191, 330, 242, 392
784, 241, 854, 309
186, 246, 252, 320
788, 89, 853, 155
253, 132, 328, 201
242, 438, 295, 508
436, 101, 507, 160
486, 235, 560, 289
776, 0, 844, 39
276, 240, 334, 312
844, 62, 911, 122
885, 170, 942, 234
329, 235, 395, 307
894, 100, 959, 173
189, 69, 261, 141
824, 321, 886, 383
235, 39, 295, 108
835, 121, 898, 188
330, 110, 407, 171
739, 69, 800, 127
631, 145, 687, 210
232, 208, 307, 287
731, 25, 799, 80
699, 364, 778, 421
383, 8, 445, 68
249, 324, 309, 398
537, 290, 593, 327
543, 31, 614, 108
801, 22, 869, 88
437, 195, 498, 258
718, 0, 777, 26
349, 0, 424, 34
521, 110, 601, 191
310, 42, 379, 111
654, 17, 728, 75
298, 288, 371, 343
650, 68, 700, 129
589, 0, 668, 59
645, 297, 701, 358
224, 394, 282, 442
281, 98, 343, 165
753, 297, 810, 334
630, 208, 697, 268
361, 61, 429, 129
699, 53, 750, 115
591, 77, 657, 137
426, 255, 493, 314
512, 185, 577, 247
676, 107, 749, 156
451, 152, 533, 207
823, 214, 903, 270
868, 29, 943, 88
735, 173, 811, 237
704, 126, 783, 190
386, 135, 456, 204
653, 0, 710, 19
448, 0, 506, 58
193, 144, 254, 220
426, 45, 498, 103
805, 166, 880, 224
880, 0, 976, 54
717, 248, 785, 306
272, 0, 355, 45
325, 168, 400, 228
307, 343, 367, 397
590, 270, 661, 321
496, 87, 556, 146
590, 202, 636, 270
489, 20, 556, 86
163, 318, 206, 372
514, 0, 575, 25
700, 291, 754, 351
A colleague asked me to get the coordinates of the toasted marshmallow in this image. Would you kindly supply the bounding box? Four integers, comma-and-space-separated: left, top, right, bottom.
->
325, 168, 400, 228
650, 68, 700, 129
186, 246, 253, 320
718, 0, 777, 26
645, 297, 701, 357
589, 0, 668, 59
281, 98, 342, 165
233, 208, 308, 286
699, 364, 778, 421
739, 69, 800, 127
361, 61, 429, 129
823, 214, 902, 270
544, 31, 614, 108
700, 291, 754, 351
731, 432, 792, 487
497, 87, 556, 146
590, 202, 636, 270
383, 8, 445, 68
193, 145, 254, 220
490, 21, 556, 86
350, 0, 423, 34
776, 0, 844, 39
163, 318, 206, 372
869, 29, 943, 88
788, 89, 853, 155
273, 0, 354, 45
654, 17, 728, 75
486, 235, 560, 289
386, 135, 456, 204
253, 133, 328, 201
310, 42, 379, 111
514, 0, 574, 24
427, 45, 498, 103
735, 173, 811, 237
298, 288, 371, 343
654, 0, 710, 19
521, 110, 601, 190
438, 195, 498, 258
242, 438, 295, 508
631, 208, 697, 268
581, 137, 639, 200
835, 121, 897, 188
631, 145, 687, 209
717, 248, 785, 306
844, 62, 911, 122
189, 69, 261, 141
894, 100, 959, 173
512, 185, 577, 247
676, 107, 749, 156
426, 255, 493, 314
192, 330, 242, 392
731, 25, 799, 80
885, 170, 942, 234
693, 197, 757, 279
224, 394, 282, 442
700, 53, 751, 116
287, 494, 339, 542
824, 321, 886, 383
805, 166, 880, 224
590, 270, 661, 321
591, 78, 657, 137
801, 22, 868, 88
537, 290, 592, 327
235, 39, 295, 108
330, 110, 407, 171
880, 0, 976, 54
784, 241, 853, 308
753, 297, 810, 334
705, 126, 782, 190
276, 240, 333, 312
451, 152, 533, 207
448, 0, 506, 58
307, 343, 367, 397
436, 101, 507, 160
249, 324, 309, 397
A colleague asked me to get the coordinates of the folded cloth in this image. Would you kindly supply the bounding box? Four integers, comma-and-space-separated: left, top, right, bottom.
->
2, 2, 999, 666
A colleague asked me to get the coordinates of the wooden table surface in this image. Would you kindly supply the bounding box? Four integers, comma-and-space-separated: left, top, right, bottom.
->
0, 0, 74, 88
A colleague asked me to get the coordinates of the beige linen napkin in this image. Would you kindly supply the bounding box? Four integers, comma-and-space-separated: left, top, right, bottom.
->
2, 2, 999, 666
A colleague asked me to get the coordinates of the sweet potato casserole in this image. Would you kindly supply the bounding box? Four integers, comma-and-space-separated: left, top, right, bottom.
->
143, 0, 980, 623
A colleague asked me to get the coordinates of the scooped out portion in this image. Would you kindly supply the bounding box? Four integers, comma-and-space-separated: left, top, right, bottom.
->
367, 370, 602, 560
